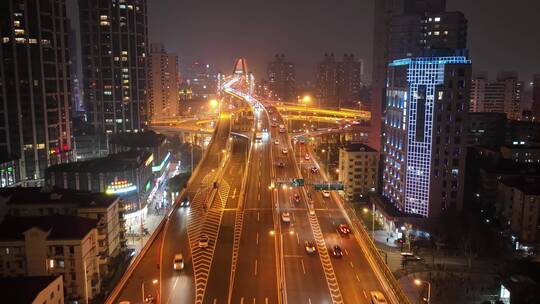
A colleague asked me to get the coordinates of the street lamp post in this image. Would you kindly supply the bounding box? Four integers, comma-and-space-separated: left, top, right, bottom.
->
414, 279, 431, 304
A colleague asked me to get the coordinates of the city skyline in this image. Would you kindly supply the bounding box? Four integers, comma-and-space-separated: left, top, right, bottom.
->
140, 0, 540, 82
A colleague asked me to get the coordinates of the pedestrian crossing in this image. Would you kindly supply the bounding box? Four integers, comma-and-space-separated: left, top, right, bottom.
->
187, 173, 231, 304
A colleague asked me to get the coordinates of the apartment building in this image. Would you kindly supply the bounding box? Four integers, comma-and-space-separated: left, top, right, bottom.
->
0, 187, 126, 276
0, 275, 64, 304
338, 143, 379, 201
0, 216, 100, 303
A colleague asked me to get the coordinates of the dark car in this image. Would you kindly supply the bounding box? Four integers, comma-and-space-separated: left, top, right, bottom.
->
278, 161, 285, 168
293, 193, 301, 203
331, 245, 343, 258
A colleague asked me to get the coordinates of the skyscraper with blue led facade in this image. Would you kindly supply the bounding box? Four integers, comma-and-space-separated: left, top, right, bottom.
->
383, 51, 471, 218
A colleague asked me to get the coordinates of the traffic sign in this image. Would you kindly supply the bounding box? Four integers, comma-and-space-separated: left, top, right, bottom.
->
313, 182, 343, 190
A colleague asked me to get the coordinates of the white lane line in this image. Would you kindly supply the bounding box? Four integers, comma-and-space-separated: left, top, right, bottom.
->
258, 193, 261, 201
350, 261, 355, 268
356, 274, 361, 282
300, 259, 306, 275
213, 299, 217, 304
257, 211, 260, 221
256, 232, 259, 245
253, 298, 256, 304
344, 248, 349, 256
265, 297, 269, 304
308, 298, 312, 304
295, 232, 300, 245
241, 298, 244, 304
363, 290, 368, 299
254, 259, 258, 276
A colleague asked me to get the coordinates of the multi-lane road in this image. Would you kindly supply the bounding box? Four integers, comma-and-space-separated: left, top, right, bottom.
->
109, 81, 400, 304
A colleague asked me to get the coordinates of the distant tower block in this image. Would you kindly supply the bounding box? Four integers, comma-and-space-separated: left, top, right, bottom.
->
233, 57, 249, 76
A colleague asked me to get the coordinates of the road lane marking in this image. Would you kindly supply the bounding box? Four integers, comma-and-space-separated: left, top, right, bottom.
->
344, 248, 349, 256
257, 211, 260, 221
253, 298, 256, 304
256, 232, 259, 245
213, 299, 217, 304
254, 259, 258, 276
240, 298, 244, 304
350, 261, 355, 268
356, 274, 361, 282
308, 298, 312, 304
258, 193, 261, 201
363, 290, 368, 299
296, 232, 300, 244
265, 297, 269, 304
300, 259, 306, 274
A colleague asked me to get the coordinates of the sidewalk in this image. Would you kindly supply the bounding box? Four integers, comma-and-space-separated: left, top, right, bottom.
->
125, 188, 170, 258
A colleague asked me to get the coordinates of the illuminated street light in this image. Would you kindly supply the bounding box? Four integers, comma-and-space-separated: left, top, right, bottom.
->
302, 95, 312, 104
363, 207, 369, 213
414, 279, 431, 304
152, 279, 158, 285
209, 99, 219, 109
269, 230, 275, 236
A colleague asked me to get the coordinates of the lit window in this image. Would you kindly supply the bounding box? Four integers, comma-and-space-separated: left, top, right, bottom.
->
100, 21, 110, 26
100, 15, 108, 21
14, 29, 25, 35
2, 37, 9, 43
434, 31, 440, 36
49, 259, 55, 269
434, 17, 441, 22
443, 31, 449, 35
13, 20, 20, 27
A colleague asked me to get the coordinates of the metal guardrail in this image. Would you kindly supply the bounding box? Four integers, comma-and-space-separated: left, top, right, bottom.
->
338, 198, 412, 304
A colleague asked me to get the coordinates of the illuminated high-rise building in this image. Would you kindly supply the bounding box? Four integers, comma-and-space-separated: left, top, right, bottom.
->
370, 0, 467, 151
383, 52, 471, 217
0, 0, 73, 186
267, 54, 296, 102
78, 0, 149, 154
148, 43, 179, 121
470, 72, 523, 121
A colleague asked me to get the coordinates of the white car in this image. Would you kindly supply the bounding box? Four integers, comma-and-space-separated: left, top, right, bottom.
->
199, 235, 209, 249
322, 190, 331, 198
281, 212, 291, 223
173, 254, 184, 271
370, 291, 387, 304
282, 148, 288, 154
274, 139, 279, 145
304, 153, 310, 160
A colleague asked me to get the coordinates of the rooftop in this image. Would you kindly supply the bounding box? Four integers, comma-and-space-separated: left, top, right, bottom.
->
0, 187, 119, 209
110, 131, 166, 148
500, 177, 540, 195
0, 215, 97, 241
46, 149, 151, 173
341, 143, 377, 153
0, 276, 61, 303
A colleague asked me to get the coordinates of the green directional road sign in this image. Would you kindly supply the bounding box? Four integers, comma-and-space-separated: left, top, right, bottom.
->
292, 178, 305, 187
313, 183, 344, 190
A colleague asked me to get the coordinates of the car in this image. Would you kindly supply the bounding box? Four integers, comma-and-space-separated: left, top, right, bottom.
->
304, 153, 310, 160
281, 212, 291, 223
282, 148, 288, 154
180, 197, 190, 207
278, 161, 285, 168
331, 245, 343, 258
272, 117, 277, 122
322, 190, 331, 198
370, 291, 387, 304
338, 224, 351, 235
304, 241, 317, 254
144, 295, 155, 303
199, 235, 209, 249
310, 166, 318, 174
400, 252, 421, 262
308, 208, 316, 216
173, 254, 184, 270
274, 139, 280, 145
293, 193, 301, 203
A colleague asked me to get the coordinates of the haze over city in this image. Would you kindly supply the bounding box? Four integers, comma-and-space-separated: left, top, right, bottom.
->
1, 1, 540, 304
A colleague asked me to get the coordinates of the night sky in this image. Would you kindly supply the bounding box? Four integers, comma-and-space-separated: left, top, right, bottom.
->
69, 0, 540, 83
146, 0, 540, 83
